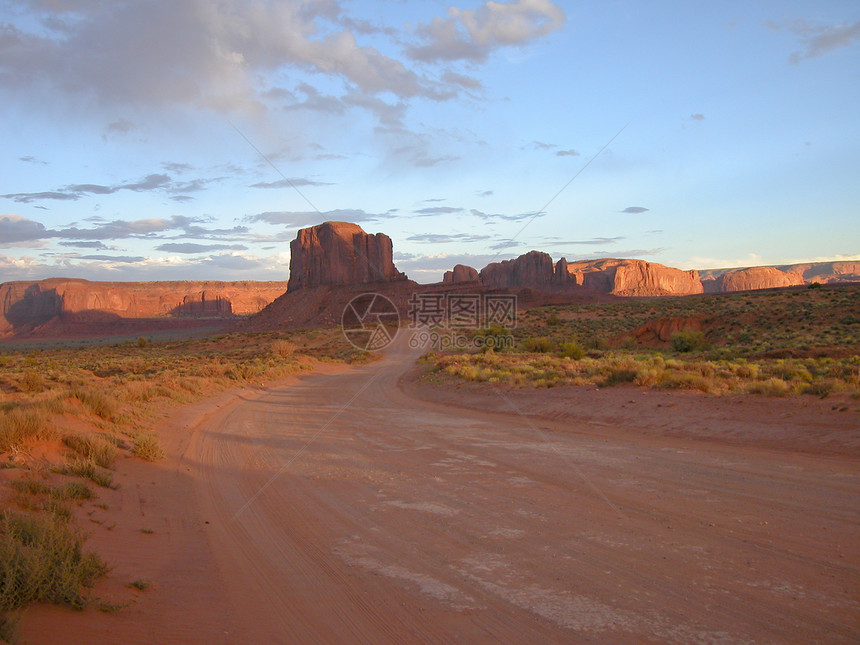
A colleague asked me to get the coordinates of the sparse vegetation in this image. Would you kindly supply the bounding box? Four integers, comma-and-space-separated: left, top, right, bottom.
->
0, 328, 358, 629
423, 284, 860, 396
55, 459, 115, 489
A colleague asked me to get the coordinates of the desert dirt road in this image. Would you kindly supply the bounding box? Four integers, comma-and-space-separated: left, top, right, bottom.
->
24, 335, 860, 643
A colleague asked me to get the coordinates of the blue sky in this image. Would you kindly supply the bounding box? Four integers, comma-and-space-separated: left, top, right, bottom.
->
1, 0, 858, 283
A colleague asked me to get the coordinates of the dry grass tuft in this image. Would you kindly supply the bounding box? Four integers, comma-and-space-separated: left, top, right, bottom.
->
62, 434, 117, 469
132, 434, 165, 462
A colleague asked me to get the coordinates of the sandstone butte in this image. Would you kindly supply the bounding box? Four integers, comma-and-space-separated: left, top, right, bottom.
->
442, 264, 479, 284
0, 279, 289, 336
564, 258, 703, 296
287, 221, 406, 290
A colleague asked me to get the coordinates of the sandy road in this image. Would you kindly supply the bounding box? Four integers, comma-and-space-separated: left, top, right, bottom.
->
24, 336, 860, 643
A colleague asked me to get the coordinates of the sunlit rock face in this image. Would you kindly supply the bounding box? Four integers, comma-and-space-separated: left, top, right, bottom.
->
287, 221, 407, 291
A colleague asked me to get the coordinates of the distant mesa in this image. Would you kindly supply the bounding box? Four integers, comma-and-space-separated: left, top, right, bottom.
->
565, 259, 703, 297
702, 266, 804, 293
0, 279, 288, 337
288, 221, 407, 291
476, 254, 703, 297
701, 262, 860, 291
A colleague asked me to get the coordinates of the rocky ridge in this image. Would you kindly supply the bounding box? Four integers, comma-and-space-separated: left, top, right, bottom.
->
0, 279, 288, 336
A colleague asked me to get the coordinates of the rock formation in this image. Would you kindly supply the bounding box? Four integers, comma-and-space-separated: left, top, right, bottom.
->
287, 221, 407, 291
781, 261, 860, 284
479, 251, 558, 289
631, 316, 704, 345
0, 279, 289, 335
564, 259, 703, 297
442, 264, 479, 284
702, 267, 805, 293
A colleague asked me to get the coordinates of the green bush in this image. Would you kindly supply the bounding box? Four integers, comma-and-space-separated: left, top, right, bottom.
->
522, 337, 555, 353
671, 331, 705, 353
557, 342, 585, 360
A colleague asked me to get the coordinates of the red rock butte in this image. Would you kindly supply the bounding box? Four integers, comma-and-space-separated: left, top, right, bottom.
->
288, 221, 407, 291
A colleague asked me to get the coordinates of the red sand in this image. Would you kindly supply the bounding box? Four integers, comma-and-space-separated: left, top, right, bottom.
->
20, 340, 860, 643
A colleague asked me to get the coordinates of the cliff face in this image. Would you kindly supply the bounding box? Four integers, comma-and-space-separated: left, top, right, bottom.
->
702, 267, 805, 293
479, 251, 558, 289
779, 261, 860, 284
0, 279, 289, 335
287, 221, 406, 291
442, 264, 479, 284
565, 259, 703, 297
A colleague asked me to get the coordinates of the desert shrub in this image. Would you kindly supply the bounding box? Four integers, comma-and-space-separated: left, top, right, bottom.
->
657, 372, 717, 393
0, 510, 107, 611
9, 480, 51, 497
602, 366, 639, 386
558, 342, 585, 360
71, 389, 118, 421
52, 482, 94, 501
807, 282, 822, 289
57, 459, 114, 489
546, 313, 562, 326
226, 363, 259, 381
0, 408, 55, 453
270, 340, 296, 357
746, 378, 791, 396
98, 432, 128, 449
62, 434, 117, 469
132, 434, 165, 462
19, 371, 44, 394
801, 380, 836, 398
769, 361, 812, 382
136, 337, 148, 348
634, 368, 663, 387
727, 361, 759, 379
671, 331, 706, 353
522, 337, 555, 353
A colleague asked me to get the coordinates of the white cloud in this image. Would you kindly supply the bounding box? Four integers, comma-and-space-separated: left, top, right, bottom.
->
0, 0, 446, 115
408, 0, 566, 62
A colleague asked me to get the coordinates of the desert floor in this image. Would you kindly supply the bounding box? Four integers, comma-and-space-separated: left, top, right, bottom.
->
20, 337, 860, 643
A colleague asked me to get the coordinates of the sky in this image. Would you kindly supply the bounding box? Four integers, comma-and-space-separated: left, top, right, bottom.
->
1, 0, 858, 284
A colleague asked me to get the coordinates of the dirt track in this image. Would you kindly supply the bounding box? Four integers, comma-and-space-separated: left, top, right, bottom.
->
23, 338, 860, 643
